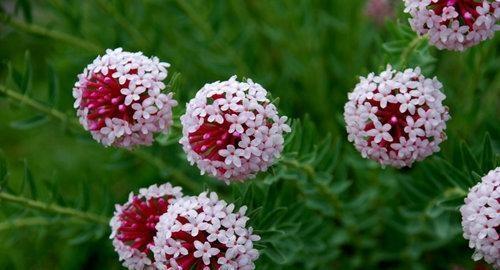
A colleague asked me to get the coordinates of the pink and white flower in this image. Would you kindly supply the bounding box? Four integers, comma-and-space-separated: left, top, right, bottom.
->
179, 76, 291, 182
152, 192, 261, 270
404, 0, 499, 51
110, 183, 183, 270
73, 48, 177, 148
344, 65, 450, 168
460, 168, 500, 269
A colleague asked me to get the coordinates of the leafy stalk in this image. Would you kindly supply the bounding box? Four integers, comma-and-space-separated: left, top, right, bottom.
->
0, 191, 109, 225
0, 12, 102, 53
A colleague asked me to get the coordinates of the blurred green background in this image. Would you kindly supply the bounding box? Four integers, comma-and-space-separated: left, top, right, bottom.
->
0, 0, 499, 269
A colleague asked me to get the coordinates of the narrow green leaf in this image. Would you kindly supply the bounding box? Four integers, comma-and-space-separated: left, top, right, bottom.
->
0, 150, 7, 185
23, 160, 37, 199
263, 242, 287, 264
10, 115, 49, 130
481, 133, 494, 173
460, 141, 481, 175
21, 51, 32, 94
15, 0, 33, 22
47, 65, 59, 106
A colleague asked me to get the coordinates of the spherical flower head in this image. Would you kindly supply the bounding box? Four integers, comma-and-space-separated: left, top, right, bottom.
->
152, 192, 261, 270
179, 76, 291, 182
364, 0, 395, 26
404, 0, 500, 51
110, 183, 183, 270
73, 48, 178, 148
460, 168, 500, 269
344, 65, 450, 168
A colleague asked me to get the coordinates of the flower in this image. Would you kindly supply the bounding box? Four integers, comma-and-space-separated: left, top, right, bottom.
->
152, 192, 260, 270
110, 183, 183, 270
364, 0, 395, 26
404, 0, 500, 51
344, 65, 450, 168
460, 168, 500, 269
73, 48, 177, 148
179, 76, 291, 182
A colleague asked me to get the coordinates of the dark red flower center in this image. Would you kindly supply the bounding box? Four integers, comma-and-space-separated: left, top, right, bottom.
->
430, 0, 488, 28
165, 216, 229, 269
117, 196, 171, 253
80, 71, 134, 131
188, 94, 243, 163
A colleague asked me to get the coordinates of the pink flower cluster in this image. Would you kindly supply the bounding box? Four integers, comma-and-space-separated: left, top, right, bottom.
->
153, 192, 260, 270
404, 0, 500, 51
73, 48, 177, 148
344, 65, 450, 168
110, 183, 183, 270
460, 168, 500, 268
180, 76, 291, 182
110, 183, 260, 270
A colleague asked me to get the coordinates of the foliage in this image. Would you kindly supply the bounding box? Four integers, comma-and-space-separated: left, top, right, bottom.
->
0, 0, 499, 269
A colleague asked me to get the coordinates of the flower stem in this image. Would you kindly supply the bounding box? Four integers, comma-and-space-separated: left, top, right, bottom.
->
0, 84, 71, 124
0, 84, 197, 191
0, 12, 102, 53
0, 217, 82, 231
398, 36, 426, 68
0, 191, 109, 225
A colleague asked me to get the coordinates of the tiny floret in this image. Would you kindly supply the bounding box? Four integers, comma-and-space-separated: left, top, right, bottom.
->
73, 48, 178, 148
460, 168, 500, 269
180, 76, 291, 182
110, 183, 183, 270
152, 192, 261, 270
404, 0, 499, 51
344, 65, 450, 168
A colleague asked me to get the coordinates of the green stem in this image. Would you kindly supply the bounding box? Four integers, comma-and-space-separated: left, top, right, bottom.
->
0, 84, 196, 190
0, 192, 109, 224
0, 12, 102, 53
399, 36, 426, 68
0, 84, 71, 124
280, 158, 342, 212
0, 217, 82, 231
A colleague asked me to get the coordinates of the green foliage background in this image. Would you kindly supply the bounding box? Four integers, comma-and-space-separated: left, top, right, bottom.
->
0, 0, 499, 269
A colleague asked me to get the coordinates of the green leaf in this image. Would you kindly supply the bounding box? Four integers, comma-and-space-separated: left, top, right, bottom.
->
0, 150, 7, 185
47, 65, 59, 106
264, 242, 287, 264
21, 51, 32, 94
10, 115, 49, 129
23, 160, 37, 199
460, 141, 481, 175
15, 0, 33, 22
481, 133, 494, 173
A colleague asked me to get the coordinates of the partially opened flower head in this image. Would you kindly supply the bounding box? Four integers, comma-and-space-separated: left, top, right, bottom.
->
460, 168, 500, 269
344, 65, 450, 168
73, 48, 177, 148
110, 183, 183, 270
404, 0, 500, 51
152, 192, 261, 270
180, 76, 291, 182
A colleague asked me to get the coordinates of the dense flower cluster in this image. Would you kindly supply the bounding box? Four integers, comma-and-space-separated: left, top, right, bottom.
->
460, 168, 500, 269
73, 48, 177, 148
180, 76, 291, 182
344, 65, 450, 168
110, 183, 183, 270
404, 0, 500, 51
152, 192, 260, 270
